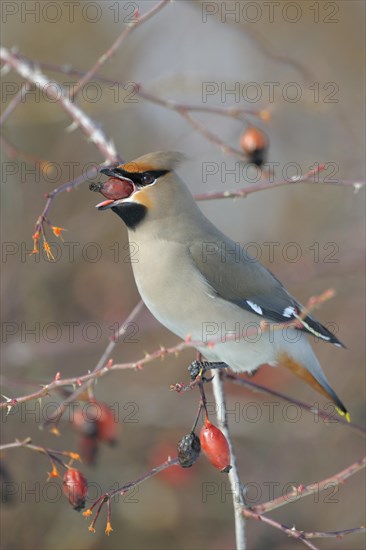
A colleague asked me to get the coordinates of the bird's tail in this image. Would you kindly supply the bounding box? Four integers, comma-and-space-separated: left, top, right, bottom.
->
277, 340, 349, 421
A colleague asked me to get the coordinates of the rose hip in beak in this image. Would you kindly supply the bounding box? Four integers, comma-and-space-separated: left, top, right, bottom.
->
90, 173, 135, 210
90, 177, 134, 200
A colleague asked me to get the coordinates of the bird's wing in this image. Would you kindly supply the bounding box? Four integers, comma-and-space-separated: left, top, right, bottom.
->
188, 239, 344, 347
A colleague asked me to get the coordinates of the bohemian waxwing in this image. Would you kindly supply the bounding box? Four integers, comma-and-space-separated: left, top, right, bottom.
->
90, 151, 348, 419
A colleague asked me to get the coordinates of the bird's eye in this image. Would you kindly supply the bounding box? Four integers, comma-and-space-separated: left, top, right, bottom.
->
141, 173, 155, 185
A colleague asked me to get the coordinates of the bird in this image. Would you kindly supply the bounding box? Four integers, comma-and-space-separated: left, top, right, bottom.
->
90, 151, 349, 420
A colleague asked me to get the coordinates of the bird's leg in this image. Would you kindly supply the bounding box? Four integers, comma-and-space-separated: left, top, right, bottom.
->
188, 360, 229, 382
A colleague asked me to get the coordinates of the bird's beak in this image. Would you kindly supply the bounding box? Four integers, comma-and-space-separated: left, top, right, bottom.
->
90, 168, 135, 210
95, 198, 116, 210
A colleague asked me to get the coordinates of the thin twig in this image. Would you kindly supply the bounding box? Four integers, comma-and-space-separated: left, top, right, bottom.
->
6, 57, 267, 122
2, 348, 363, 438
0, 438, 32, 452
303, 527, 366, 539
33, 165, 103, 239
42, 300, 145, 427
0, 437, 80, 467
70, 0, 170, 98
243, 508, 365, 545
177, 108, 249, 161
83, 456, 180, 533
194, 164, 365, 201
2, 288, 365, 437
223, 373, 365, 437
250, 455, 366, 514
108, 457, 179, 500
242, 509, 320, 550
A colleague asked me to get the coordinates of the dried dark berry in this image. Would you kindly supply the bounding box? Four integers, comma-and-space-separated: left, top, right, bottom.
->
177, 432, 201, 468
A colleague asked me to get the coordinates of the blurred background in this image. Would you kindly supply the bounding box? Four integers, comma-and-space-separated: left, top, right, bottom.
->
1, 1, 365, 549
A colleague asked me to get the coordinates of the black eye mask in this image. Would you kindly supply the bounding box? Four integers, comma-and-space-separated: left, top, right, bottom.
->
106, 167, 170, 187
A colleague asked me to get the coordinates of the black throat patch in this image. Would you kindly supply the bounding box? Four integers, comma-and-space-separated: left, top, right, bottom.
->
105, 168, 170, 229
111, 202, 147, 230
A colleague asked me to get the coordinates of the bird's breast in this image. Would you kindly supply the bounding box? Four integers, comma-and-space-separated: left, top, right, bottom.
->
130, 237, 210, 339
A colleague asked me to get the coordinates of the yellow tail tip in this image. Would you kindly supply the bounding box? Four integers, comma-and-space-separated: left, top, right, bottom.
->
336, 407, 351, 423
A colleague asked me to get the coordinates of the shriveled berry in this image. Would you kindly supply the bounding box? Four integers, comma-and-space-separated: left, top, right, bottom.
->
200, 420, 231, 473
89, 182, 103, 192
63, 468, 88, 511
177, 432, 201, 468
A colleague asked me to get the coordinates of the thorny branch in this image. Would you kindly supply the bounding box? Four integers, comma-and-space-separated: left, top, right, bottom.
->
1, 289, 361, 423
250, 455, 366, 514
1, 291, 365, 439
1, 436, 364, 545
2, 56, 266, 122
242, 508, 365, 549
0, 437, 81, 478
82, 456, 180, 534
42, 300, 145, 428
79, 453, 365, 542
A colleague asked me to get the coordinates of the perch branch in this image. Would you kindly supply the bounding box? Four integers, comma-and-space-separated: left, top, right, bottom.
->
211, 371, 247, 549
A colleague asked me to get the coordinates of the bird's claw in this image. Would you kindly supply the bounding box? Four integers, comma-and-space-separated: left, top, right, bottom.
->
188, 360, 208, 381
188, 361, 227, 381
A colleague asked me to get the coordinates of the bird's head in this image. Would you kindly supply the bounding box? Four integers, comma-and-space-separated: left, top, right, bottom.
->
90, 151, 188, 229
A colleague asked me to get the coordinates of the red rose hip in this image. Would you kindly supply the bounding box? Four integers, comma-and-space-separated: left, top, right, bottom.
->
239, 126, 268, 167
94, 402, 118, 445
199, 419, 231, 473
90, 177, 134, 200
63, 468, 88, 511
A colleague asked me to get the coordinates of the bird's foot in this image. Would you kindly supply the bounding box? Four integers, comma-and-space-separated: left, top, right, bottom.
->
188, 361, 228, 382
170, 362, 229, 393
